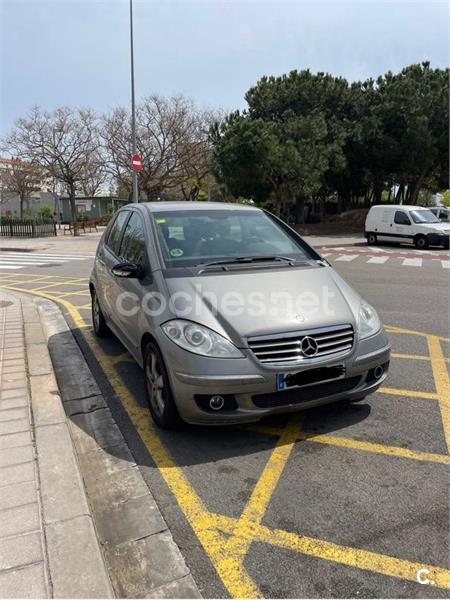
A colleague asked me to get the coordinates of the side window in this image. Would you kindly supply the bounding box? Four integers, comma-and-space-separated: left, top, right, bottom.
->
394, 211, 410, 225
119, 212, 147, 265
106, 211, 130, 255
440, 210, 448, 221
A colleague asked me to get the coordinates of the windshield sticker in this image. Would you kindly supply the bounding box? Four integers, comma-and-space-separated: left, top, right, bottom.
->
156, 218, 166, 224
170, 248, 184, 258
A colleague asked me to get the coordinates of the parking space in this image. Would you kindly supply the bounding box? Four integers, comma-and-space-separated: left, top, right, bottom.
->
0, 271, 449, 597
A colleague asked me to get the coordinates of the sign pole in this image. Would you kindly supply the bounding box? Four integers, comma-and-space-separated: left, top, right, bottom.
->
130, 0, 139, 203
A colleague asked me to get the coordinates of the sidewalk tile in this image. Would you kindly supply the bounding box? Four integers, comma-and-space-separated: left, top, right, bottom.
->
0, 431, 31, 450
0, 417, 30, 435
0, 397, 28, 410
0, 446, 34, 469
0, 561, 47, 598
0, 481, 37, 511
0, 503, 40, 539
0, 407, 28, 422
0, 462, 35, 487
46, 515, 113, 598
30, 374, 65, 426
0, 531, 43, 571
36, 423, 89, 524
0, 389, 28, 401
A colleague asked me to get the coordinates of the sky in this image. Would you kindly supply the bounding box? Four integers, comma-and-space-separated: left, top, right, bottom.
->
0, 0, 448, 135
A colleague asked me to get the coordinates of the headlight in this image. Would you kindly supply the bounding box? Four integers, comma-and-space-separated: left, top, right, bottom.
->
161, 320, 244, 358
358, 303, 381, 339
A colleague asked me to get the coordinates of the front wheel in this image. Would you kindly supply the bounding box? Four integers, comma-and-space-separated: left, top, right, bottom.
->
414, 235, 428, 249
91, 289, 110, 337
367, 233, 377, 245
144, 341, 180, 429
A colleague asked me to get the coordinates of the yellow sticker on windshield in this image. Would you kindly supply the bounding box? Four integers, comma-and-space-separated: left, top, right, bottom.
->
156, 218, 166, 224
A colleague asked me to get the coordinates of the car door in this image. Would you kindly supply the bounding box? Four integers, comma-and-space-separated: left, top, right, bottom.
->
99, 210, 131, 318
110, 210, 150, 352
392, 210, 413, 243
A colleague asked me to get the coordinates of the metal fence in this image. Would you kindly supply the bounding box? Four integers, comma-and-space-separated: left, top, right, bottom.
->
0, 218, 57, 238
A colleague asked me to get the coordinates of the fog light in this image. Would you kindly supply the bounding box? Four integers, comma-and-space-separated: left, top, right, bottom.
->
209, 395, 225, 411
373, 365, 384, 380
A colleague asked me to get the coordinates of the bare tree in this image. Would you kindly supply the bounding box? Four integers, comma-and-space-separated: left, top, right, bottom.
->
102, 95, 213, 201
79, 152, 109, 197
3, 107, 100, 234
0, 157, 45, 218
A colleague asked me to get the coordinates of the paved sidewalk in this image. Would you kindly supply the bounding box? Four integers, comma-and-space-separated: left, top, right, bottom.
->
0, 292, 112, 599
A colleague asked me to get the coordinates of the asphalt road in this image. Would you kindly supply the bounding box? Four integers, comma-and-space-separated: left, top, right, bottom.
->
0, 240, 449, 598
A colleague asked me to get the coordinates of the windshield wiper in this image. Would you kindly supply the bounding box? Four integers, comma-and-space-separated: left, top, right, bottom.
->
198, 255, 299, 269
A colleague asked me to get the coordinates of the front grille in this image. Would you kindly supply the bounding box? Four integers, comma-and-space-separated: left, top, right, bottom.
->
252, 376, 361, 408
248, 324, 354, 365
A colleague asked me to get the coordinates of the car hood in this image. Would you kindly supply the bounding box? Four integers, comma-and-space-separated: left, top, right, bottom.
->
164, 265, 361, 347
415, 221, 449, 231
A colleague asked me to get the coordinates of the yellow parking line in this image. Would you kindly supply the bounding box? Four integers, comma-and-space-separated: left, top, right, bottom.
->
298, 432, 450, 465
379, 387, 439, 400
220, 417, 301, 596
212, 515, 450, 590
80, 328, 261, 599
427, 336, 450, 454
386, 325, 450, 343
391, 353, 430, 361
32, 279, 86, 291
244, 425, 450, 465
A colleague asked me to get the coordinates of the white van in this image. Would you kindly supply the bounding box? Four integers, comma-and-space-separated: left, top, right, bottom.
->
365, 205, 450, 249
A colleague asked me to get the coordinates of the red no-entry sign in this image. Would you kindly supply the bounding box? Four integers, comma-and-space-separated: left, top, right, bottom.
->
131, 154, 143, 172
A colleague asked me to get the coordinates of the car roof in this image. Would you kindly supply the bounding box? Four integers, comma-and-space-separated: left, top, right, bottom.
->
370, 205, 431, 210
124, 201, 261, 213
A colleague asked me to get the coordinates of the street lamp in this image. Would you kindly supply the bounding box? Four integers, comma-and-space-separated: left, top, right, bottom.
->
130, 0, 139, 203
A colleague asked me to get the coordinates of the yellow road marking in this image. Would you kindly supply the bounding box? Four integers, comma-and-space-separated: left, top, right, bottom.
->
379, 386, 439, 400
81, 327, 261, 598
2, 280, 449, 594
427, 336, 450, 454
391, 352, 429, 361
386, 325, 450, 343
220, 417, 301, 596
31, 279, 86, 291
212, 515, 450, 590
243, 425, 450, 465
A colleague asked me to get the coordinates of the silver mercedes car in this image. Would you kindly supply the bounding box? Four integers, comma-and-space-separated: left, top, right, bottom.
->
90, 202, 390, 428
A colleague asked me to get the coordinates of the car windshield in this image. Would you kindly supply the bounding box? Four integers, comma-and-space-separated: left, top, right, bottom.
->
410, 210, 440, 224
152, 209, 314, 268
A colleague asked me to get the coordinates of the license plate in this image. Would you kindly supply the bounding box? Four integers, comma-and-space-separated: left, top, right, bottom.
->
277, 365, 345, 391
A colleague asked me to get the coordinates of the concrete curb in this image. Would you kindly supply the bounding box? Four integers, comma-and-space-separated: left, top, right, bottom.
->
33, 297, 201, 599
21, 294, 115, 599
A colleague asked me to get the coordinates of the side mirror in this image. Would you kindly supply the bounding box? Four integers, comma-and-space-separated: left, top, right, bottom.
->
111, 262, 143, 279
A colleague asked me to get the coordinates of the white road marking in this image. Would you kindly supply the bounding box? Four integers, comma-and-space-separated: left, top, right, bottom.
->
401, 258, 423, 267
0, 252, 93, 270
441, 261, 450, 269
366, 256, 389, 264
334, 254, 358, 262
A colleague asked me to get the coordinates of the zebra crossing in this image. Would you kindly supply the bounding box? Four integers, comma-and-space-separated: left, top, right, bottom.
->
0, 252, 94, 270
320, 247, 450, 269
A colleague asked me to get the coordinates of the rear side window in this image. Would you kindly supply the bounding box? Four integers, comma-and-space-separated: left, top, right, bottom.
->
394, 211, 411, 225
119, 212, 147, 265
106, 211, 130, 255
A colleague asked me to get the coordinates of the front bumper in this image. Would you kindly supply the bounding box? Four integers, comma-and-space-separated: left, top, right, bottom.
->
161, 329, 391, 425
426, 232, 449, 246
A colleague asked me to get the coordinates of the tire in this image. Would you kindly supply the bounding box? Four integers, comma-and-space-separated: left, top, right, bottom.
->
414, 235, 428, 250
367, 233, 377, 246
143, 341, 180, 429
91, 289, 110, 337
